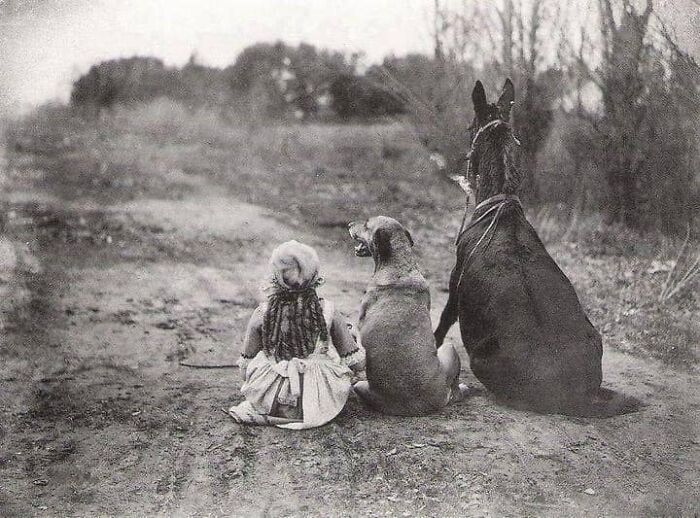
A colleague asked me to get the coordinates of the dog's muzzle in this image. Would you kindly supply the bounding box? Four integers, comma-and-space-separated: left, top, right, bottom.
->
353, 240, 371, 257
348, 222, 372, 257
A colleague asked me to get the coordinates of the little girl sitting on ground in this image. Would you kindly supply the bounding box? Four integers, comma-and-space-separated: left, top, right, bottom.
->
227, 240, 365, 429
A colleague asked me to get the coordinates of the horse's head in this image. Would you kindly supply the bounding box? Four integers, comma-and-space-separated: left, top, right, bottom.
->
467, 79, 522, 204
470, 79, 514, 131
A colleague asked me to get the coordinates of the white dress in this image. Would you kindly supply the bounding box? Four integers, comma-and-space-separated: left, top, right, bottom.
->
227, 300, 364, 430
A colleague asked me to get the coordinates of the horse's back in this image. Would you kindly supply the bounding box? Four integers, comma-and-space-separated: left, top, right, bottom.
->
457, 206, 602, 408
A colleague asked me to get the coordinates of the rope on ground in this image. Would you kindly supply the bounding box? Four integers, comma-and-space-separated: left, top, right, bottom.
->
179, 361, 239, 369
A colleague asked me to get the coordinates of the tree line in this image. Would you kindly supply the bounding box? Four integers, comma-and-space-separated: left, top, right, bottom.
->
401, 0, 699, 233
70, 42, 408, 121
69, 0, 700, 234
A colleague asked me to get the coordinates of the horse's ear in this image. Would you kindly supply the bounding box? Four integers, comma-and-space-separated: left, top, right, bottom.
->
404, 228, 414, 247
372, 228, 392, 260
472, 80, 488, 121
497, 78, 515, 120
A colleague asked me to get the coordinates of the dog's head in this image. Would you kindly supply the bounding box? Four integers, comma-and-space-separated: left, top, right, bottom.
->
348, 216, 414, 264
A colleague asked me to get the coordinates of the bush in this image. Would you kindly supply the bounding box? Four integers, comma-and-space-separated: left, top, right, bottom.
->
329, 74, 404, 120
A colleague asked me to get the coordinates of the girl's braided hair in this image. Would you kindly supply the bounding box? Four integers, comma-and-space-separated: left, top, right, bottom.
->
261, 277, 328, 362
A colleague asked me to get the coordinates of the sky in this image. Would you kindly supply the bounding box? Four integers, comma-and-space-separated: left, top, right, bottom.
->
0, 0, 434, 111
1, 0, 698, 112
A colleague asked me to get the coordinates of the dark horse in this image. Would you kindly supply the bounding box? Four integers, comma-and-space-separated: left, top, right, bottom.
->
435, 79, 637, 416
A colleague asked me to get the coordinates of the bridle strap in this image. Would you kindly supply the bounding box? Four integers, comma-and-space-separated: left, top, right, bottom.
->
470, 119, 504, 152
454, 194, 520, 245
473, 193, 520, 214
452, 119, 518, 245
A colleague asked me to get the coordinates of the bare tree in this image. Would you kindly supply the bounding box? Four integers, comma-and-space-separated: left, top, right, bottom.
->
557, 0, 700, 231
596, 0, 654, 225
383, 0, 556, 199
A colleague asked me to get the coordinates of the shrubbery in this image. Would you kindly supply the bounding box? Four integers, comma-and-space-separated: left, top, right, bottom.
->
70, 43, 407, 122
64, 6, 700, 236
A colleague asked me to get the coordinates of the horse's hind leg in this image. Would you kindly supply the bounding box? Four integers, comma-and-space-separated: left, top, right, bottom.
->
434, 267, 460, 347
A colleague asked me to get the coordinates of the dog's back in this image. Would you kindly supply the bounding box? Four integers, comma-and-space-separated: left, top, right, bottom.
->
360, 281, 450, 415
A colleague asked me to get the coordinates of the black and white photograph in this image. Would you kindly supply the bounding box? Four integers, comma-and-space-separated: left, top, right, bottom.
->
1, 0, 698, 515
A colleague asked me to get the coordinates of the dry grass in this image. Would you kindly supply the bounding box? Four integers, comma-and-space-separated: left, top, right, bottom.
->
2, 100, 699, 517
659, 226, 700, 303
528, 207, 699, 366
5, 99, 698, 367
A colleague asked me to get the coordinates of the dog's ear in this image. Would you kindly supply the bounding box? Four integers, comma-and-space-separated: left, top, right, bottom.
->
372, 227, 392, 260
404, 228, 414, 247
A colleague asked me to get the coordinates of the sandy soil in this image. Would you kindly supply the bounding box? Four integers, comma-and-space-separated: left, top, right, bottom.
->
0, 158, 698, 517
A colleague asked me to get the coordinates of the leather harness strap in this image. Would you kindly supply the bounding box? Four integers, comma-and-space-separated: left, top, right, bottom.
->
455, 193, 521, 245
453, 118, 521, 245
455, 194, 521, 291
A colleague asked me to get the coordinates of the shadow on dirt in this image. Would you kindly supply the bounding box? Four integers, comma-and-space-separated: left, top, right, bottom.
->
494, 387, 644, 418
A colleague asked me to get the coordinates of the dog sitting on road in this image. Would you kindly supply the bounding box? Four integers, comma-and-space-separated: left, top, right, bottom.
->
349, 216, 467, 416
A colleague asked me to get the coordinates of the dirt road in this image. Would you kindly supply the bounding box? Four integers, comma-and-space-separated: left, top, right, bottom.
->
1, 159, 698, 517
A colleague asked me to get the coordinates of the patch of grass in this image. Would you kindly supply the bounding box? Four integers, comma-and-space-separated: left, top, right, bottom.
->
659, 226, 700, 303
5, 100, 698, 367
